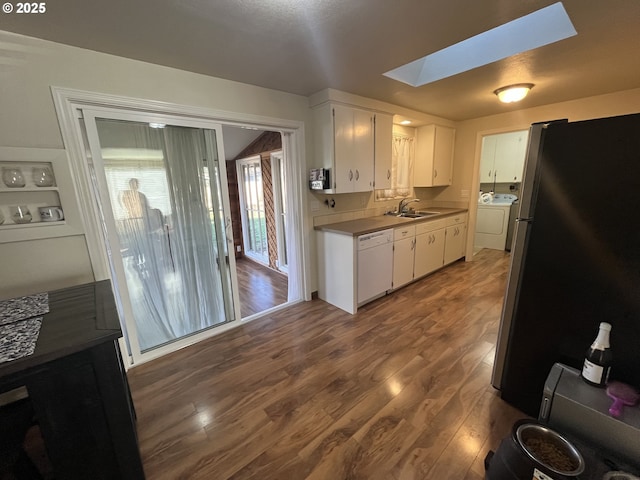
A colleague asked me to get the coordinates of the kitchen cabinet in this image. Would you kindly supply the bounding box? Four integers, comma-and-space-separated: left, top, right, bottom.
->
414, 124, 455, 187
313, 102, 374, 193
315, 210, 468, 314
0, 147, 82, 243
443, 213, 467, 265
392, 225, 416, 289
316, 230, 357, 313
479, 130, 528, 183
316, 228, 393, 314
373, 112, 393, 190
414, 219, 447, 278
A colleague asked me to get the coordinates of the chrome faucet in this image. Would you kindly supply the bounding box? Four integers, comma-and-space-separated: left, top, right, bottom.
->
398, 197, 420, 214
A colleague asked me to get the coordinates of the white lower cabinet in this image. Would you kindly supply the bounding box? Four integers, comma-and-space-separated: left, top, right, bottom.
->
443, 213, 467, 265
392, 215, 467, 290
414, 226, 446, 278
392, 225, 416, 289
317, 212, 468, 314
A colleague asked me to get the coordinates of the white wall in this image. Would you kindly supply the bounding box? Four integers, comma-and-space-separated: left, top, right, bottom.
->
0, 30, 311, 298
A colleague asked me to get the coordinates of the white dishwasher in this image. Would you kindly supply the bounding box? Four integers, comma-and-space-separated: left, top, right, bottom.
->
357, 229, 393, 305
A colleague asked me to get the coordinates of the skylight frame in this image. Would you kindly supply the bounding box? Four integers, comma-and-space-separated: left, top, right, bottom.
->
383, 2, 577, 87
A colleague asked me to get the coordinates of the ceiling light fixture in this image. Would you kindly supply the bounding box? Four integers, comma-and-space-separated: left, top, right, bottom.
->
400, 120, 412, 125
494, 83, 534, 103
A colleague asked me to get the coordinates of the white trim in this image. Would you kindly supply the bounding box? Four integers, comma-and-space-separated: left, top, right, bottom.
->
51, 86, 312, 364
270, 150, 288, 273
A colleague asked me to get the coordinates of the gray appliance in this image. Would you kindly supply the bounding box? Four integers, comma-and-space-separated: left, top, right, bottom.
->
540, 363, 640, 471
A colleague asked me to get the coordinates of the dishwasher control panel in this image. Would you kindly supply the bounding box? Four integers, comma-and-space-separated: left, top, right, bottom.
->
357, 229, 393, 250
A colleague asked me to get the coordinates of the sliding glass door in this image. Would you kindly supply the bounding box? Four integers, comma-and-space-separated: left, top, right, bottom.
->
83, 111, 238, 362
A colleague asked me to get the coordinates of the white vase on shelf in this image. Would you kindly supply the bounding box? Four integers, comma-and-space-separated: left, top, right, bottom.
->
32, 166, 55, 187
2, 167, 25, 188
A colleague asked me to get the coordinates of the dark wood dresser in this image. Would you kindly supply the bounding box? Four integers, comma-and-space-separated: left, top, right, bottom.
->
0, 280, 145, 479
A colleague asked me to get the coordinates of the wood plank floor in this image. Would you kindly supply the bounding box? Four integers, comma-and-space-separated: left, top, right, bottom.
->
236, 257, 288, 319
128, 249, 528, 479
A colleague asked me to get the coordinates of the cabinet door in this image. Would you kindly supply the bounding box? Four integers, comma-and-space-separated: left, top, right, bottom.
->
444, 223, 466, 265
415, 124, 455, 187
494, 131, 527, 183
433, 125, 454, 186
374, 113, 393, 190
352, 108, 374, 192
393, 236, 415, 289
414, 228, 445, 278
479, 135, 497, 183
510, 131, 529, 182
333, 104, 355, 193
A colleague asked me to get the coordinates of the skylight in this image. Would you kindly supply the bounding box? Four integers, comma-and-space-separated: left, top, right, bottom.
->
383, 2, 577, 87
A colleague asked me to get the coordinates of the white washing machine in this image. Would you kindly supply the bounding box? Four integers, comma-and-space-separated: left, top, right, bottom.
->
475, 194, 518, 250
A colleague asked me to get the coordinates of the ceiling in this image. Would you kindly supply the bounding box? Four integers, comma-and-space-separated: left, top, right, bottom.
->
2, 0, 639, 121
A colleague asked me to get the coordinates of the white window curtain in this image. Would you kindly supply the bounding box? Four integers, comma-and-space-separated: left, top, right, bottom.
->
97, 120, 229, 351
376, 134, 414, 200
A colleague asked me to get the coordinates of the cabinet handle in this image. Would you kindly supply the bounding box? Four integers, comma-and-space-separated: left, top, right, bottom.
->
355, 169, 360, 181
488, 170, 492, 178
434, 169, 438, 178
411, 239, 415, 250
349, 169, 353, 181
387, 169, 391, 180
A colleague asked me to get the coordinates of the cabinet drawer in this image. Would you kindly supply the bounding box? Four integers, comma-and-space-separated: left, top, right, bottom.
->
446, 213, 468, 226
394, 225, 416, 241
415, 218, 447, 235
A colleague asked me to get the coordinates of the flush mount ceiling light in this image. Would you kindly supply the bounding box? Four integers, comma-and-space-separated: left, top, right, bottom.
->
494, 83, 534, 103
383, 2, 576, 87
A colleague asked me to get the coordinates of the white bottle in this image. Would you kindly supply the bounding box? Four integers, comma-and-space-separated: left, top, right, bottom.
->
581, 322, 613, 387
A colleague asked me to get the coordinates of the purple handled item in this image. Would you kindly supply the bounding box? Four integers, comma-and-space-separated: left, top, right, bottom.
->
606, 381, 640, 418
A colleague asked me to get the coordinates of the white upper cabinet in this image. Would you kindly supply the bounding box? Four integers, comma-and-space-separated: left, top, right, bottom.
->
414, 124, 455, 187
479, 130, 528, 184
313, 102, 374, 193
373, 112, 393, 190
479, 135, 498, 183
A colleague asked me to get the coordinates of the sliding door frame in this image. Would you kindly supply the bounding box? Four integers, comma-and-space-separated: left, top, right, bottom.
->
51, 87, 310, 367
82, 109, 240, 364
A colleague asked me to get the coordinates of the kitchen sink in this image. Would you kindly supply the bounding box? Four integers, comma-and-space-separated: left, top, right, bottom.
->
397, 211, 440, 218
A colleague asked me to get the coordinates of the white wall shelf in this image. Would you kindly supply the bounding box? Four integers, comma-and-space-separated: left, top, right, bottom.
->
0, 147, 83, 243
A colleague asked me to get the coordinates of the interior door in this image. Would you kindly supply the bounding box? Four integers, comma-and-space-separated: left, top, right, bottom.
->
83, 110, 239, 363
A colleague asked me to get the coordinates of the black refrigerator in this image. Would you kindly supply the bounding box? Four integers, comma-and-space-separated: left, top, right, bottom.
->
491, 113, 640, 416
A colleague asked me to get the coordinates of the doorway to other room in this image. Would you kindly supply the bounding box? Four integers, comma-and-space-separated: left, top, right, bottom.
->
224, 129, 289, 319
